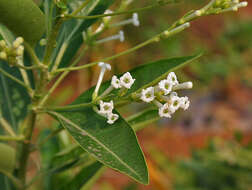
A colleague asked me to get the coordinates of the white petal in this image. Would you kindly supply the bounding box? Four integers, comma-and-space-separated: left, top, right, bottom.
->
158, 103, 172, 118
120, 72, 135, 89
158, 79, 173, 95
99, 100, 114, 114
107, 113, 119, 124
167, 72, 179, 85
111, 75, 121, 89
140, 87, 155, 103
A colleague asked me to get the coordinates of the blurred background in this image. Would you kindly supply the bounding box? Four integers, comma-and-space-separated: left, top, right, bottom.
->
43, 1, 252, 189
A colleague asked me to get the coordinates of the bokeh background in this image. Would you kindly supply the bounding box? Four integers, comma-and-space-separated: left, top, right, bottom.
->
43, 1, 252, 189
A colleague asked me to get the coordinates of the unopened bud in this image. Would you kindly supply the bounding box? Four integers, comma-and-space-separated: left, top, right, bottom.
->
0, 52, 7, 60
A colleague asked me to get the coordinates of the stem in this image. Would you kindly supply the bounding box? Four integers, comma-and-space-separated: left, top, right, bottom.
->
0, 169, 23, 189
0, 67, 33, 94
55, 37, 157, 73
24, 42, 43, 68
70, 0, 92, 16
0, 117, 16, 136
0, 135, 24, 141
65, 3, 167, 19
39, 46, 89, 107
43, 16, 64, 66
17, 111, 37, 185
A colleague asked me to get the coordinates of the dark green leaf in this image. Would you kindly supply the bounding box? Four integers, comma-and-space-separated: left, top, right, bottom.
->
127, 53, 202, 95
59, 162, 105, 190
127, 108, 159, 132
49, 109, 149, 185
0, 28, 32, 132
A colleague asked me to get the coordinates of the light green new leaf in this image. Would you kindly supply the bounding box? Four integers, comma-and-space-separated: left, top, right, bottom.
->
0, 0, 45, 45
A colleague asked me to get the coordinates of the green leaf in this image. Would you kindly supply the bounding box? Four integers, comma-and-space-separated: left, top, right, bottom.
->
127, 53, 202, 96
0, 28, 32, 132
0, 0, 45, 45
49, 109, 149, 185
127, 108, 159, 132
0, 143, 15, 173
59, 162, 105, 190
52, 0, 115, 68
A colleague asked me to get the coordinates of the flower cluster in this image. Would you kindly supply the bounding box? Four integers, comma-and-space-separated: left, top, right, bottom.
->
139, 72, 192, 118
0, 37, 24, 66
94, 62, 136, 124
212, 0, 248, 12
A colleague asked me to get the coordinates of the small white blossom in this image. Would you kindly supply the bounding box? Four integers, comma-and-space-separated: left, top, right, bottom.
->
167, 72, 179, 85
158, 103, 172, 118
99, 100, 114, 115
158, 79, 173, 95
132, 13, 140, 27
111, 75, 121, 89
107, 112, 119, 124
169, 94, 182, 113
180, 96, 190, 110
120, 72, 135, 89
140, 87, 155, 103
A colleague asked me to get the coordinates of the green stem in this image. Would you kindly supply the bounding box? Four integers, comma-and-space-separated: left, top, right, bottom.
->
54, 37, 157, 73
39, 46, 89, 107
0, 117, 16, 136
24, 42, 43, 68
70, 0, 92, 16
0, 169, 23, 189
43, 17, 64, 66
0, 67, 33, 94
65, 3, 167, 19
0, 135, 24, 141
17, 111, 37, 185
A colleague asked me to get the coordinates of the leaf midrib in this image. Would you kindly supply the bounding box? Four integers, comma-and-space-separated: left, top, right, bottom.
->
49, 111, 142, 180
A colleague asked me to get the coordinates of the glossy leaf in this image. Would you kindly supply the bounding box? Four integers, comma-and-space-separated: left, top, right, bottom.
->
49, 109, 149, 184
0, 0, 45, 45
127, 53, 202, 95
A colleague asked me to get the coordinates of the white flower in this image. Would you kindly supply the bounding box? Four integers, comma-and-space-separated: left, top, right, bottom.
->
99, 100, 114, 115
167, 72, 179, 85
169, 94, 181, 113
140, 87, 155, 103
120, 72, 135, 89
107, 112, 119, 124
172, 81, 193, 91
180, 96, 190, 110
132, 13, 140, 27
158, 103, 172, 118
158, 79, 173, 95
111, 75, 121, 89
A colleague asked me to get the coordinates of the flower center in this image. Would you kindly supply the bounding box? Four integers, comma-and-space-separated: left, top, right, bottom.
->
173, 100, 178, 107
104, 105, 110, 110
165, 83, 170, 89
124, 78, 130, 83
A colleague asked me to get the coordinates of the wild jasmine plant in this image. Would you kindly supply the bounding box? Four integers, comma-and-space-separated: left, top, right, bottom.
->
0, 0, 248, 189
